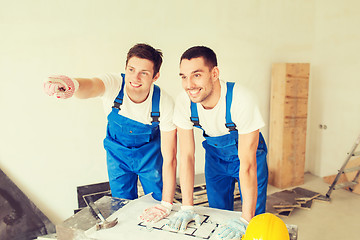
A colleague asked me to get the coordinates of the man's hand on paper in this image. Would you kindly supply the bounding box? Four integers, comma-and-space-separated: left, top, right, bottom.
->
217, 217, 248, 240
167, 205, 201, 231
139, 201, 172, 223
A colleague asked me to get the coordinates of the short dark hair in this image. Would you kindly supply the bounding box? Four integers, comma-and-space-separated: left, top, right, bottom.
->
180, 46, 218, 70
126, 43, 163, 77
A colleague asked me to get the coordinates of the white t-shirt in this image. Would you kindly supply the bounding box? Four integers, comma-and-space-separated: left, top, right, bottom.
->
173, 80, 265, 137
99, 73, 176, 132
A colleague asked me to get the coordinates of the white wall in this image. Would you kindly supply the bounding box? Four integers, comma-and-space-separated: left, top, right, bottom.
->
1, 0, 359, 224
306, 0, 360, 176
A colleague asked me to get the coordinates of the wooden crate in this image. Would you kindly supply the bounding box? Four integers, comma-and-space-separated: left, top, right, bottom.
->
268, 63, 310, 188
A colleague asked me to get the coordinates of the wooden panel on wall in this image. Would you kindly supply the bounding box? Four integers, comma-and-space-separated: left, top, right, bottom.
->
268, 63, 310, 189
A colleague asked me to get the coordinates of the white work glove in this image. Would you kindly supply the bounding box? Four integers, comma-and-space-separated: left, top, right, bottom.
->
140, 201, 173, 223
167, 205, 201, 231
217, 217, 248, 240
43, 75, 79, 99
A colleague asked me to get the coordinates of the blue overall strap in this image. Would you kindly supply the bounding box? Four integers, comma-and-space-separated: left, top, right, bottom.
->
190, 101, 202, 129
151, 84, 161, 123
112, 73, 126, 110
225, 82, 237, 132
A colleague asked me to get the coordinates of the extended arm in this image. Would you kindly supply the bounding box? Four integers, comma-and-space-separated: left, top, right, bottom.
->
160, 129, 177, 204
74, 77, 105, 99
238, 129, 259, 222
217, 130, 259, 239
139, 129, 177, 223
167, 127, 201, 231
177, 127, 196, 206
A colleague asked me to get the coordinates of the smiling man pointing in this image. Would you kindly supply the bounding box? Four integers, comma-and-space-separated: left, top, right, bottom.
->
44, 43, 177, 223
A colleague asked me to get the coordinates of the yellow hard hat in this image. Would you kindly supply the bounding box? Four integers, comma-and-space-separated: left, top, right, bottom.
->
241, 213, 290, 240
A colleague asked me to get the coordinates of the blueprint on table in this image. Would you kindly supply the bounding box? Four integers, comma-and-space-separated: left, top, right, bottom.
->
85, 194, 241, 240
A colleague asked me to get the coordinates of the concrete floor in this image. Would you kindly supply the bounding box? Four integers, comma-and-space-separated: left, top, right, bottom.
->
267, 173, 360, 240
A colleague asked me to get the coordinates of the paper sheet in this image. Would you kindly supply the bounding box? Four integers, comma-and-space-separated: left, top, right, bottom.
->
85, 194, 241, 240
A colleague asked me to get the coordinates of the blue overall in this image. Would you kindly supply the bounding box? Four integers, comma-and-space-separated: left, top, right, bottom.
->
190, 82, 268, 215
103, 74, 163, 201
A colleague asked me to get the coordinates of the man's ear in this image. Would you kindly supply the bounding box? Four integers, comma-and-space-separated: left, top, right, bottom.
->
152, 72, 160, 83
212, 66, 219, 80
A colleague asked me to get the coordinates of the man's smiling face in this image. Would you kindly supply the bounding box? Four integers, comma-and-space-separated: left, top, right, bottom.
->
125, 56, 159, 103
179, 57, 218, 106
